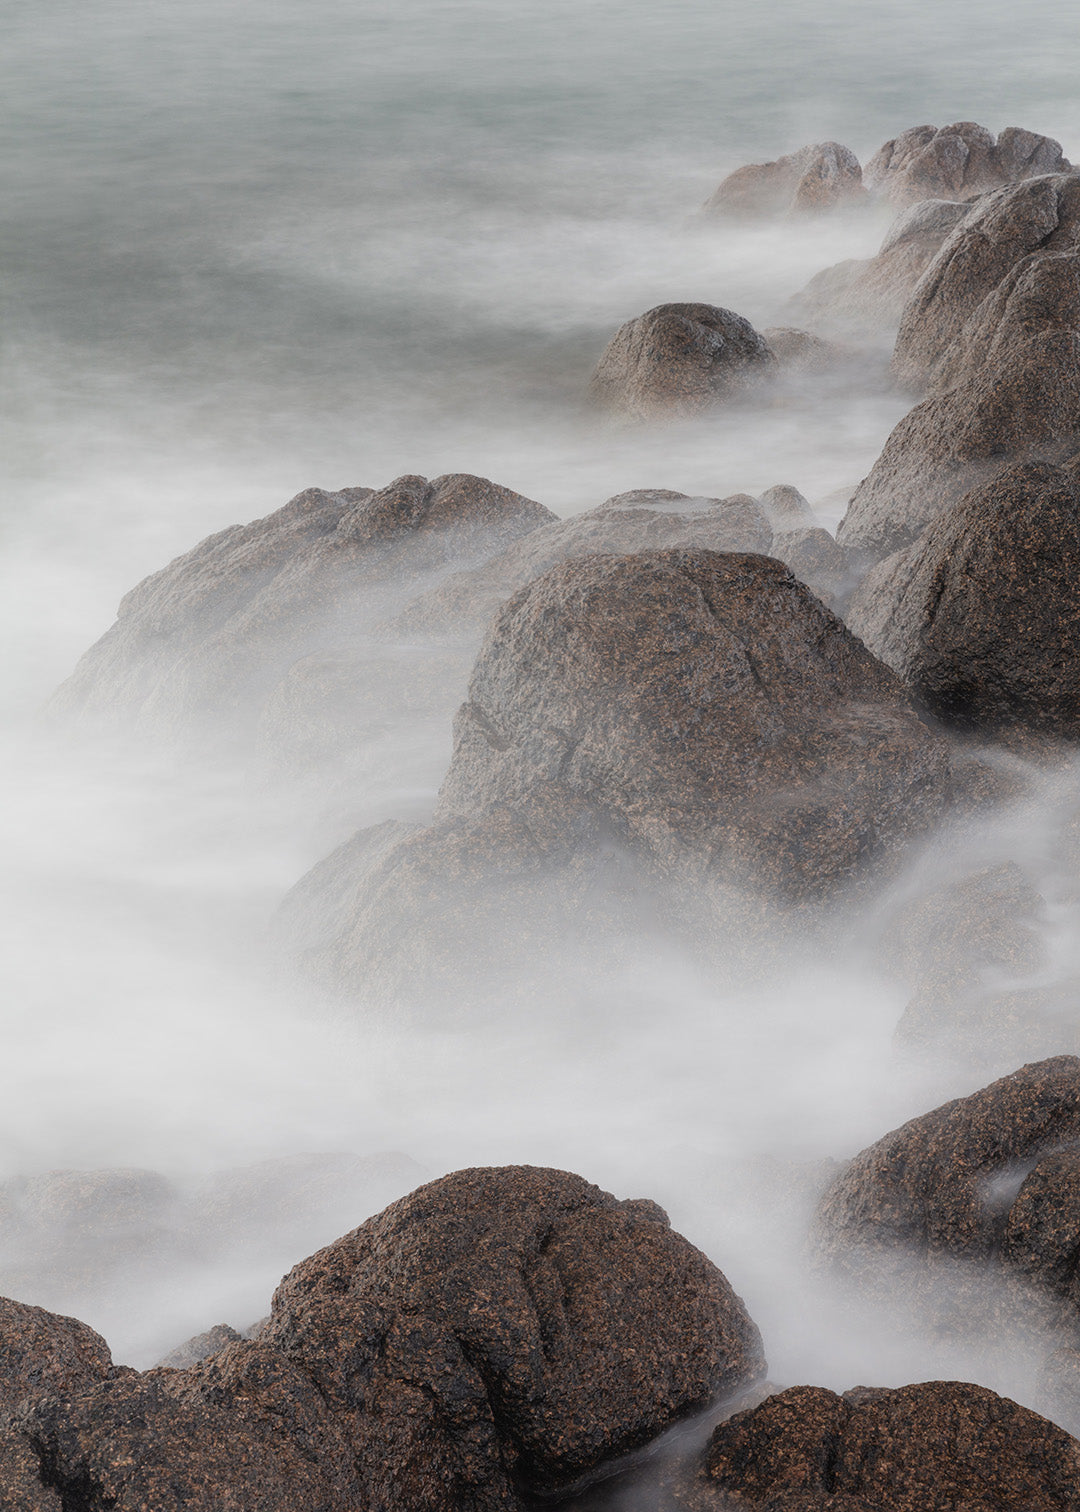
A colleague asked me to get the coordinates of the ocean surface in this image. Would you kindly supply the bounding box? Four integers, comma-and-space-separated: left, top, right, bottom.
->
2, 0, 1080, 1400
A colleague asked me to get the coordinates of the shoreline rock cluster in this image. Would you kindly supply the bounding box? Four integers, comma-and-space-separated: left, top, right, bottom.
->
21, 116, 1080, 1506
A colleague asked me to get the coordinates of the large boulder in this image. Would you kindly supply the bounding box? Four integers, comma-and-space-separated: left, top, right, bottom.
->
51, 473, 554, 738
813, 1057, 1080, 1310
588, 304, 776, 421
866, 121, 1070, 208
671, 1381, 1080, 1511
262, 1166, 763, 1507
437, 549, 949, 899
846, 462, 1080, 734
702, 142, 866, 217
892, 172, 1080, 392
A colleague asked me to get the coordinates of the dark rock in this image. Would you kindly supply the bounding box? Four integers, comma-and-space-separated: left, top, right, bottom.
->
589, 305, 776, 421
52, 474, 554, 738
0, 1297, 113, 1512
866, 121, 1070, 208
846, 462, 1080, 733
22, 1341, 365, 1512
156, 1323, 242, 1370
702, 143, 866, 217
892, 173, 1080, 392
813, 1057, 1080, 1307
436, 549, 949, 901
672, 1381, 1080, 1510
387, 488, 773, 643
262, 1166, 764, 1508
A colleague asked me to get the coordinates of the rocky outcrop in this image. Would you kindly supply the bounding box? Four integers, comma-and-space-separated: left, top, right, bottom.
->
784, 198, 970, 337
436, 550, 948, 899
14, 1167, 762, 1511
51, 473, 555, 737
846, 463, 1080, 733
0, 1297, 114, 1512
672, 1381, 1080, 1511
702, 142, 866, 217
813, 1057, 1080, 1314
893, 173, 1080, 393
867, 122, 1070, 208
589, 304, 776, 421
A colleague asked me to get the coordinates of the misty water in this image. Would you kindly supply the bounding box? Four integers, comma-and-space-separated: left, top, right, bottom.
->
3, 0, 1080, 1428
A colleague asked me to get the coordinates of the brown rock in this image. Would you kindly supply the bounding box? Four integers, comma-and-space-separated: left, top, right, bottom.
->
436, 549, 949, 900
51, 473, 554, 737
703, 143, 865, 218
589, 305, 776, 421
866, 121, 1070, 208
23, 1341, 365, 1512
846, 462, 1080, 733
673, 1381, 1080, 1511
262, 1166, 764, 1508
813, 1057, 1080, 1302
892, 172, 1080, 392
0, 1297, 113, 1512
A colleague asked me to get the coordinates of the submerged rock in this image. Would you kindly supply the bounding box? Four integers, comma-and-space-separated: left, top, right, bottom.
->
51, 473, 554, 739
702, 142, 866, 217
589, 304, 776, 421
671, 1381, 1080, 1511
846, 463, 1080, 734
867, 121, 1070, 208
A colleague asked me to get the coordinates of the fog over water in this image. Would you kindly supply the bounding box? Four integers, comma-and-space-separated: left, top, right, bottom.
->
4, 0, 1080, 1408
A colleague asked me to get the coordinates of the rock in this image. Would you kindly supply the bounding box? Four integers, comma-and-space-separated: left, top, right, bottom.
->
277, 786, 655, 1004
436, 549, 949, 901
672, 1381, 1080, 1510
0, 1297, 113, 1512
897, 980, 1080, 1070
51, 473, 555, 739
846, 463, 1080, 733
702, 142, 866, 217
784, 199, 970, 337
813, 1057, 1080, 1318
866, 121, 1070, 207
23, 1341, 366, 1512
387, 488, 773, 643
877, 861, 1047, 985
262, 1166, 764, 1508
892, 172, 1080, 392
768, 526, 850, 610
156, 1323, 242, 1370
588, 305, 776, 421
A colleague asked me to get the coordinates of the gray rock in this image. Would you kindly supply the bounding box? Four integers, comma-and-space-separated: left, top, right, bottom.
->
702, 141, 865, 217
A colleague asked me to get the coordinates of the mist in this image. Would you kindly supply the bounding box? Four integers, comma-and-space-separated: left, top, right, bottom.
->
4, 0, 1080, 1459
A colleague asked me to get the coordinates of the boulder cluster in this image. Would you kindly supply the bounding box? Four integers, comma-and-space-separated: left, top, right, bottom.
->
25, 115, 1080, 1507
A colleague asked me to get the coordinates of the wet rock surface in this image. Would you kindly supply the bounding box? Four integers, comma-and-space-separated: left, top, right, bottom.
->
813, 1057, 1080, 1320
867, 121, 1070, 208
671, 1381, 1080, 1511
702, 142, 866, 218
847, 462, 1080, 733
1, 1166, 764, 1511
437, 549, 948, 899
589, 304, 776, 421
